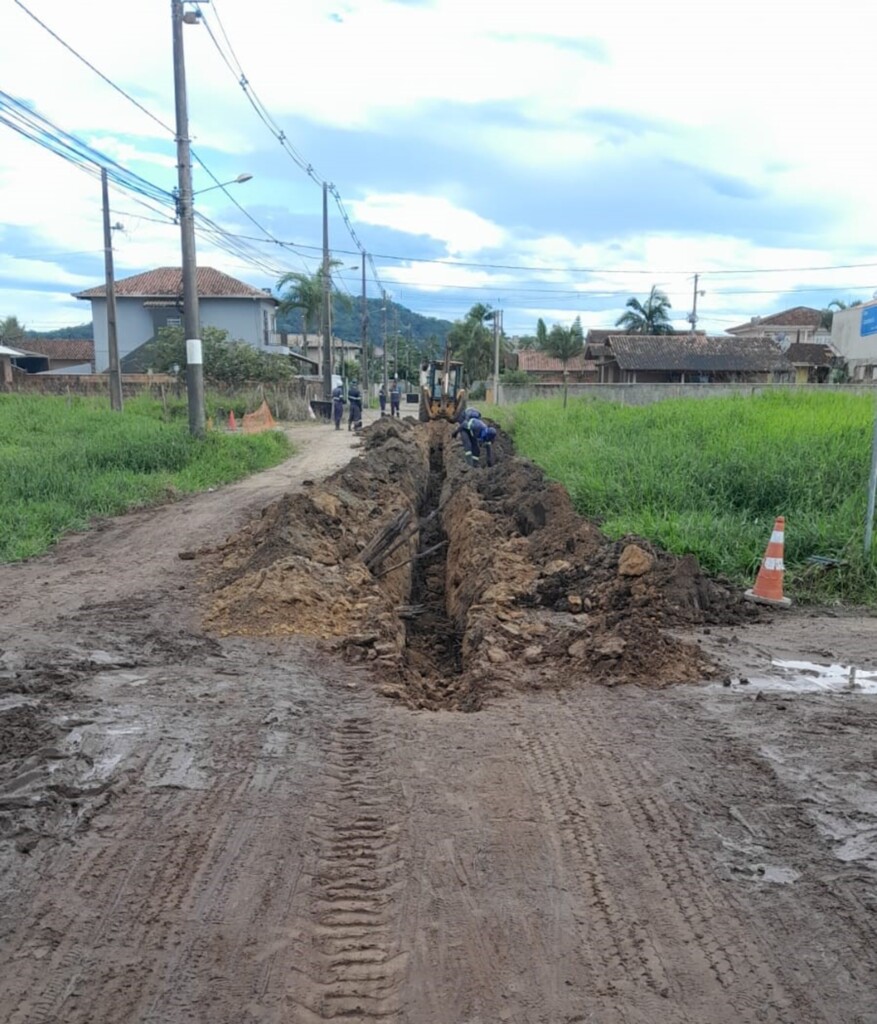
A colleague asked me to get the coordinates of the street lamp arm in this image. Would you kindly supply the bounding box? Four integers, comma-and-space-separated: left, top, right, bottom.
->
192, 173, 253, 196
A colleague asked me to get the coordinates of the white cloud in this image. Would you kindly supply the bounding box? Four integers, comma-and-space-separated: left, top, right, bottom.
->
349, 193, 505, 254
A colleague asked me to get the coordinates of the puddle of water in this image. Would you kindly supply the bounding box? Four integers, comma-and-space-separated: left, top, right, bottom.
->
735, 864, 800, 884
716, 659, 877, 694
0, 695, 38, 713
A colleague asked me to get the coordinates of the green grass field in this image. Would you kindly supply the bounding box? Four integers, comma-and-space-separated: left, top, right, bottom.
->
0, 394, 292, 562
498, 391, 877, 604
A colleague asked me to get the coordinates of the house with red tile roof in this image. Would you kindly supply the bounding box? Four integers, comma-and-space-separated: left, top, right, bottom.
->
726, 306, 832, 349
584, 334, 792, 383
13, 339, 95, 374
511, 349, 598, 383
75, 267, 279, 372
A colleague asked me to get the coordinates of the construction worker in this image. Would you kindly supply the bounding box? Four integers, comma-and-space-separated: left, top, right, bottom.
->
331, 382, 346, 430
453, 416, 498, 468
457, 406, 482, 423
390, 378, 401, 418
348, 380, 363, 431
379, 383, 387, 416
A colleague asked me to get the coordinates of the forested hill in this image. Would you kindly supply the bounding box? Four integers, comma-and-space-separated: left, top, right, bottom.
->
277, 297, 453, 351
26, 323, 94, 340
23, 300, 453, 351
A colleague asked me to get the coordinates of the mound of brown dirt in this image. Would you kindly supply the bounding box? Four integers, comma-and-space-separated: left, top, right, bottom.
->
200, 419, 759, 709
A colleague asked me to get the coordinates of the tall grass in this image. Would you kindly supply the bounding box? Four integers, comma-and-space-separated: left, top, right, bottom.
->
0, 394, 291, 562
498, 391, 877, 604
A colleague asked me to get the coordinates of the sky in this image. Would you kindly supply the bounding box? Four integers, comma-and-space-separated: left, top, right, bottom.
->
2, 0, 877, 339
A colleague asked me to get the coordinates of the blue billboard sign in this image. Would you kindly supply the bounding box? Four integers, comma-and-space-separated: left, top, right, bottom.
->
862, 305, 877, 337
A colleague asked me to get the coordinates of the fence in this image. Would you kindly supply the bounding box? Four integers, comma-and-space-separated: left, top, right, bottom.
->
495, 381, 877, 407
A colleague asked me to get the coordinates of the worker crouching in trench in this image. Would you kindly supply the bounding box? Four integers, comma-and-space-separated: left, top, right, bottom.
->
452, 414, 497, 468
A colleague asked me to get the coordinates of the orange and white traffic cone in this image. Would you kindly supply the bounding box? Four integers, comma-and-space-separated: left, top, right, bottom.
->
229, 410, 237, 431
744, 516, 792, 607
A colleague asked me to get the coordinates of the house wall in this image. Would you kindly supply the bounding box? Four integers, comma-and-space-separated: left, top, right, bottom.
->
831, 301, 877, 368
496, 381, 876, 407
90, 297, 277, 371
92, 298, 155, 371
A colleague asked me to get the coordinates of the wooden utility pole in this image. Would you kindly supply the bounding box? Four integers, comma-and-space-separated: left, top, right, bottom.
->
171, 0, 205, 436
100, 168, 123, 412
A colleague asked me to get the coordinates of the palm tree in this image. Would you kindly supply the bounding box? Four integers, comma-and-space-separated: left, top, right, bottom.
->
276, 272, 323, 349
615, 286, 674, 334
543, 318, 584, 408
820, 298, 863, 331
450, 303, 496, 381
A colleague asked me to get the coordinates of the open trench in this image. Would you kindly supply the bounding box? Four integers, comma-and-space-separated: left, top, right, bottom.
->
203, 416, 755, 710
402, 436, 464, 682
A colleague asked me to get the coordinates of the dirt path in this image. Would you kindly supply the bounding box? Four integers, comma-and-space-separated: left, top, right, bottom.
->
2, 414, 877, 1023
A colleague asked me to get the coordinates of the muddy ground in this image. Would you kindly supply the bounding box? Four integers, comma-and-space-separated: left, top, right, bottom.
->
2, 411, 877, 1023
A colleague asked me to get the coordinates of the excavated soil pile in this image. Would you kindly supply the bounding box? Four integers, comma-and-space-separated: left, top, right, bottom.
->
201, 418, 758, 709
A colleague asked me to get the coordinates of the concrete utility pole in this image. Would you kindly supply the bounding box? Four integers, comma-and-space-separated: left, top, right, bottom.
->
360, 258, 369, 401
493, 309, 500, 405
321, 182, 332, 399
382, 292, 389, 391
865, 411, 877, 555
171, 0, 205, 437
689, 273, 705, 335
100, 167, 123, 412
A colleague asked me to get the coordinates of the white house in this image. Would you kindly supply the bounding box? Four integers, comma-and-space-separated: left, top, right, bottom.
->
75, 267, 279, 372
830, 299, 877, 380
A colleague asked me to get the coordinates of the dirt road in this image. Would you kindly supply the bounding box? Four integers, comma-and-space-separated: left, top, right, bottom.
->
2, 415, 877, 1023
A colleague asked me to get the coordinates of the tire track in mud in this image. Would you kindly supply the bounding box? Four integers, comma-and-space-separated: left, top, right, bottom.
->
518, 698, 801, 1024
0, 703, 318, 1024
283, 711, 407, 1023
2, 779, 232, 1024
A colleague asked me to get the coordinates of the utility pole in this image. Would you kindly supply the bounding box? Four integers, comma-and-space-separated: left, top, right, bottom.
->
689, 273, 705, 335
382, 291, 389, 392
866, 409, 877, 555
321, 182, 332, 399
360, 258, 368, 402
100, 168, 123, 412
392, 305, 399, 379
171, 0, 205, 437
493, 310, 500, 405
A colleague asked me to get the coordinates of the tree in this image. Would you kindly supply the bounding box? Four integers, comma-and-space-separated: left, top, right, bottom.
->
0, 315, 26, 346
543, 319, 584, 408
448, 303, 498, 382
276, 271, 322, 347
152, 326, 295, 386
536, 318, 548, 350
515, 334, 537, 351
276, 261, 352, 347
615, 286, 674, 334
820, 298, 863, 331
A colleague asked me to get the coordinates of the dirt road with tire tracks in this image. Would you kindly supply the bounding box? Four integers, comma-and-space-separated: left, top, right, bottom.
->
2, 414, 877, 1023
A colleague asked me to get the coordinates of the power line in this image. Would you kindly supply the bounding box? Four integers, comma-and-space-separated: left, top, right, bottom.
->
198, 1, 386, 295
12, 0, 177, 137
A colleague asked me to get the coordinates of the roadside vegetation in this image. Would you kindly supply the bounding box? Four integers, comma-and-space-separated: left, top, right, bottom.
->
499, 391, 877, 604
0, 393, 291, 562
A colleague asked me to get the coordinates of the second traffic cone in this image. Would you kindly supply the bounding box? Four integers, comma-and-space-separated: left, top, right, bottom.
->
744, 516, 792, 607
228, 410, 237, 431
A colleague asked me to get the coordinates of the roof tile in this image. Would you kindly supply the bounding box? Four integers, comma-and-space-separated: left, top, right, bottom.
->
75, 267, 277, 302
587, 334, 791, 372
17, 339, 94, 361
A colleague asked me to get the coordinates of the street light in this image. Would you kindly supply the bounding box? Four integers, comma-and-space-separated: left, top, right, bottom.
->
193, 173, 253, 196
